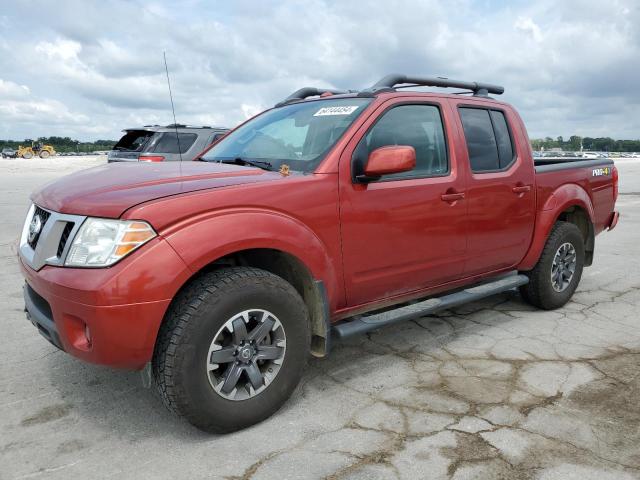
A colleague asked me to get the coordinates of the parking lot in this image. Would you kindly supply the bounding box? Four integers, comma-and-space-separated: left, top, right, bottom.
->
1, 156, 639, 479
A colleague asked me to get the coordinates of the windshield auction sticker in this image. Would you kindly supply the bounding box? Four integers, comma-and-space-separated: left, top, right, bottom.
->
313, 106, 360, 116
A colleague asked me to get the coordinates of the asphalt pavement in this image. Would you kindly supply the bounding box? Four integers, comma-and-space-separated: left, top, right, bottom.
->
1, 155, 639, 479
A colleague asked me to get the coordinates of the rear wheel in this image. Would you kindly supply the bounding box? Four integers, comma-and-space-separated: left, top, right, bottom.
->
39, 150, 50, 158
520, 221, 584, 310
153, 267, 310, 433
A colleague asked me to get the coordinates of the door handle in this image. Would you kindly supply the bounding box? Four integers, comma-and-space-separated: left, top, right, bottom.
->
441, 192, 465, 203
512, 185, 532, 194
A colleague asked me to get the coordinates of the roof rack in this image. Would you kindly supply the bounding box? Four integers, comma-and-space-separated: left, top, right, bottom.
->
274, 87, 356, 107
360, 74, 504, 97
161, 124, 228, 130
274, 74, 504, 108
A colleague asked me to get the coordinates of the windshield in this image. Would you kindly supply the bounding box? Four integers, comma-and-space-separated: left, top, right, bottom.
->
201, 98, 372, 172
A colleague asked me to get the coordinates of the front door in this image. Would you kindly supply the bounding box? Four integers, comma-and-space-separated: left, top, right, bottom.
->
339, 100, 468, 307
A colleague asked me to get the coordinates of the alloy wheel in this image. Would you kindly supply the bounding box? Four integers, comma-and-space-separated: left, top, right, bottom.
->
206, 309, 286, 401
551, 242, 577, 292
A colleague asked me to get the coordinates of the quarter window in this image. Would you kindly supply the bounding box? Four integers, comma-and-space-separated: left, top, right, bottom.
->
459, 108, 515, 172
359, 104, 448, 179
151, 133, 197, 154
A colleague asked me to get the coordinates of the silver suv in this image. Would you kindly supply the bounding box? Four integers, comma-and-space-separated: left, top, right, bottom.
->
108, 124, 229, 162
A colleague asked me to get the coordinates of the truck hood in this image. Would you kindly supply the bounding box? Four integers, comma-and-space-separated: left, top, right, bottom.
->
32, 161, 282, 218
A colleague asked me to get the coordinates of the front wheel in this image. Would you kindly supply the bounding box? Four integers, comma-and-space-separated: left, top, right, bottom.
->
153, 267, 310, 433
520, 221, 585, 310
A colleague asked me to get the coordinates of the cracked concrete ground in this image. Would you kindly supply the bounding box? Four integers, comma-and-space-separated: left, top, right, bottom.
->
1, 156, 639, 480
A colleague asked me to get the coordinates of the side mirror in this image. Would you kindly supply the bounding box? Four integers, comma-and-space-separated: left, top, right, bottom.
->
357, 145, 416, 182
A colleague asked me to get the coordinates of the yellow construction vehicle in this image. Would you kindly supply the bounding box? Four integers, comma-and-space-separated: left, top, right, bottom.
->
17, 142, 56, 159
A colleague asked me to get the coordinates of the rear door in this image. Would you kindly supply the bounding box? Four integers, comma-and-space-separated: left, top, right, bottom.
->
453, 102, 535, 276
339, 98, 468, 306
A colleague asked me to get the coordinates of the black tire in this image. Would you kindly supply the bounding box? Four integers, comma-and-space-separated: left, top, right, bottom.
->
152, 267, 310, 433
519, 221, 585, 310
39, 150, 50, 158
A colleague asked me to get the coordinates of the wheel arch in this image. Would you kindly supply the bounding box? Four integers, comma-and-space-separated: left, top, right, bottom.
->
208, 248, 332, 357
519, 184, 595, 270
162, 246, 333, 358
556, 205, 594, 266
155, 210, 342, 358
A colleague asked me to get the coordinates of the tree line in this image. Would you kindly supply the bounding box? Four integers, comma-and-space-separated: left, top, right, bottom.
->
0, 136, 116, 153
1, 135, 640, 154
530, 136, 640, 152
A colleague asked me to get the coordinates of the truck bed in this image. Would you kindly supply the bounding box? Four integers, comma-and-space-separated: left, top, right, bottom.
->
534, 157, 616, 236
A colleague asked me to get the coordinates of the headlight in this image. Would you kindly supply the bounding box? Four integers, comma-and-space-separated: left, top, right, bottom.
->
65, 218, 156, 267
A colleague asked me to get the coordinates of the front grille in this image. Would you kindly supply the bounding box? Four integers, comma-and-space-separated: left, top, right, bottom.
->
57, 222, 75, 258
27, 206, 51, 249
20, 205, 86, 271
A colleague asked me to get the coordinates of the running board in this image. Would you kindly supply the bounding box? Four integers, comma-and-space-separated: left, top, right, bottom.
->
332, 273, 529, 340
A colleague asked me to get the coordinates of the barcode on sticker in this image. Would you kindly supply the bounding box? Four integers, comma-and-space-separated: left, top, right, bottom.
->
313, 106, 359, 116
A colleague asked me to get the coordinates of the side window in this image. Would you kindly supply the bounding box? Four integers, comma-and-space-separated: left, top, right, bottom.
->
152, 133, 197, 154
459, 107, 515, 172
211, 132, 226, 144
459, 108, 498, 171
361, 104, 448, 179
490, 110, 514, 168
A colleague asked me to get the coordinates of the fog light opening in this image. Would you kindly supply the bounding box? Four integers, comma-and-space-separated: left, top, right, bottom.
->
85, 324, 92, 347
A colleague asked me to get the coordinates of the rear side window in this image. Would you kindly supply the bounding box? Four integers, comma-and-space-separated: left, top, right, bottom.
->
490, 111, 514, 168
459, 108, 515, 172
360, 104, 448, 179
151, 133, 197, 154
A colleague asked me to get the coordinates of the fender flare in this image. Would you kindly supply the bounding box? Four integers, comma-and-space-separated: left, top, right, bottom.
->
518, 184, 595, 271
162, 208, 341, 308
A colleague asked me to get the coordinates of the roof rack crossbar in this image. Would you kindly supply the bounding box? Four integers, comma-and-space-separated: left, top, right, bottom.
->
275, 87, 352, 107
367, 74, 504, 96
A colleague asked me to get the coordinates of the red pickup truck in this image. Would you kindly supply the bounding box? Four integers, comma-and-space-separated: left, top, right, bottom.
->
19, 74, 619, 432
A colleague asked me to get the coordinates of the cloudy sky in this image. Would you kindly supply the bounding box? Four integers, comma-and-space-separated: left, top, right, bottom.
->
0, 0, 638, 141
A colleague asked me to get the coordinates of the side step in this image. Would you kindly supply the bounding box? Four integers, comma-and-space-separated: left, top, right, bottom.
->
332, 273, 529, 340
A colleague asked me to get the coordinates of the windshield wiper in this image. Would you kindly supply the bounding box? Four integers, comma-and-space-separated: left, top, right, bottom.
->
219, 157, 273, 171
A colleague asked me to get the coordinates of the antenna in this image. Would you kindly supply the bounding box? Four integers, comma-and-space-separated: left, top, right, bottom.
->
163, 51, 183, 161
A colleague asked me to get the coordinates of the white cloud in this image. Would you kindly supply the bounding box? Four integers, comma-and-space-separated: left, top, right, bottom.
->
515, 17, 543, 43
0, 79, 31, 99
35, 38, 82, 61
0, 77, 90, 139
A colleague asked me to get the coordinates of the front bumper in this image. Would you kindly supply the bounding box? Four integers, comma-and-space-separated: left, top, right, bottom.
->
19, 237, 191, 369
